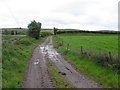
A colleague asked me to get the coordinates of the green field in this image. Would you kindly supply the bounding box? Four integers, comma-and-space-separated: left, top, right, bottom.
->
57, 33, 118, 55
2, 35, 45, 88
53, 33, 119, 88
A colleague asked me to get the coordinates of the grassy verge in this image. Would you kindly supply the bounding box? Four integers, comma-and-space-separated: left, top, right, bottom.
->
48, 58, 74, 88
2, 35, 46, 88
0, 34, 2, 89
53, 35, 119, 88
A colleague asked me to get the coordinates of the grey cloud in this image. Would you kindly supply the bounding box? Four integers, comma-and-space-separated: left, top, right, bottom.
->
0, 0, 118, 30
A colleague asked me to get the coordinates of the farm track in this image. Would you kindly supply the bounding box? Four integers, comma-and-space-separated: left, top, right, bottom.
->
23, 36, 102, 88
22, 37, 54, 88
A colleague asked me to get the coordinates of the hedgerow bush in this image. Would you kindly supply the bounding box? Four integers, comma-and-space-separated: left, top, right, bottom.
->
28, 20, 41, 39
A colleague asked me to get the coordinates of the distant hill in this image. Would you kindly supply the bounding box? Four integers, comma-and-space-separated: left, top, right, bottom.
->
1, 28, 119, 35
1, 28, 28, 35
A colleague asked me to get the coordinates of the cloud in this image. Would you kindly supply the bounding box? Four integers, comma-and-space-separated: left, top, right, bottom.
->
0, 0, 119, 30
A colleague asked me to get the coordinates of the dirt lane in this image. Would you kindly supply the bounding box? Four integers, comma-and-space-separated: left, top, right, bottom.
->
23, 36, 101, 88
23, 38, 54, 88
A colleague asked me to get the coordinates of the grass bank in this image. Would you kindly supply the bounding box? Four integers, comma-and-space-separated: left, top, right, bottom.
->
0, 34, 2, 89
48, 59, 73, 88
2, 35, 46, 88
53, 33, 119, 88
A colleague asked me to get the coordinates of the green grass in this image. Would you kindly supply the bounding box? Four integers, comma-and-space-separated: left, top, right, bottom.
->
57, 33, 118, 55
64, 52, 118, 88
56, 34, 119, 69
2, 35, 46, 88
48, 59, 73, 88
53, 33, 119, 88
0, 33, 2, 89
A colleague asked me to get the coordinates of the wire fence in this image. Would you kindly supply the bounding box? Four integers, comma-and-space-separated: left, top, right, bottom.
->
55, 36, 119, 71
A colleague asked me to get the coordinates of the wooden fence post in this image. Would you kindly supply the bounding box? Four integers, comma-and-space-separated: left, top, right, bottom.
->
81, 46, 83, 54
108, 51, 112, 62
62, 40, 64, 46
67, 44, 69, 50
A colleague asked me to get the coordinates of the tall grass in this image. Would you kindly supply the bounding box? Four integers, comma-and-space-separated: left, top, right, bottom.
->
0, 34, 2, 89
2, 35, 45, 88
48, 59, 73, 88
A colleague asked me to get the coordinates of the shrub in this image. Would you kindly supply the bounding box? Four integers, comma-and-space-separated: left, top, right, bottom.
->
53, 27, 57, 35
11, 30, 14, 35
40, 32, 53, 37
28, 20, 42, 39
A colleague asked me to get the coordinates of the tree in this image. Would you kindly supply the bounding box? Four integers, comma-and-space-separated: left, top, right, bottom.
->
53, 27, 57, 35
28, 20, 41, 39
11, 30, 14, 35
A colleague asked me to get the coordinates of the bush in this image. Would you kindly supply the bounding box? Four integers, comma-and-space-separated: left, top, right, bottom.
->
40, 32, 53, 37
11, 30, 14, 35
53, 27, 57, 35
28, 20, 42, 39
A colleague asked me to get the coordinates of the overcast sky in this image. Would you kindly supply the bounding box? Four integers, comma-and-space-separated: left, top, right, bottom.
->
0, 0, 119, 30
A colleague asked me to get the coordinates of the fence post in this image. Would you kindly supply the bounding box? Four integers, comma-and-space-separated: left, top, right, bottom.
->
108, 51, 112, 61
108, 51, 113, 67
104, 53, 109, 62
81, 46, 83, 54
67, 43, 69, 51
62, 40, 64, 46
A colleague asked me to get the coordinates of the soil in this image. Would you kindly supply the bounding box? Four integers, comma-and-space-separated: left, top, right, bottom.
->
23, 36, 102, 88
22, 37, 54, 88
